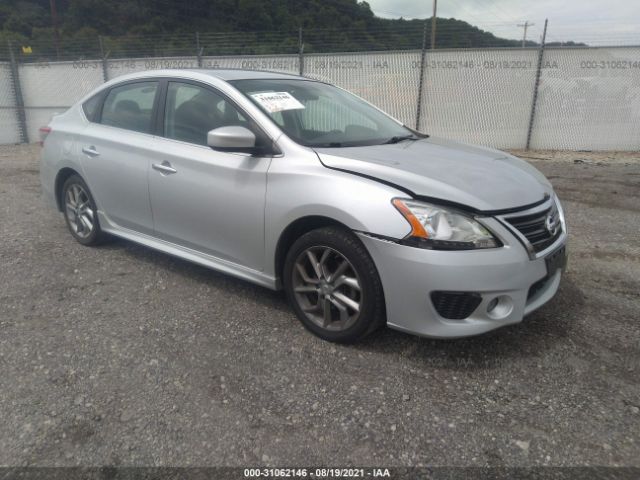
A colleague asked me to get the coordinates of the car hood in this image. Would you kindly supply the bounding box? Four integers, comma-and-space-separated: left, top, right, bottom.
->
314, 136, 553, 212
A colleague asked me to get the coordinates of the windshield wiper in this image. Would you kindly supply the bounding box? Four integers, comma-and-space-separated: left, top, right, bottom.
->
383, 134, 419, 144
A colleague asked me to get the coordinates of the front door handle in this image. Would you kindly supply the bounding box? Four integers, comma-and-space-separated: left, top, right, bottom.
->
152, 161, 177, 175
82, 146, 100, 157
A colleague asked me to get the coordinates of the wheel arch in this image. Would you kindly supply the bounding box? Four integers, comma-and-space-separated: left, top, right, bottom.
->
274, 215, 354, 287
54, 167, 82, 212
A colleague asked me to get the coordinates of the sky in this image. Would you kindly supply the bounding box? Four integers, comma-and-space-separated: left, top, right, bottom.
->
366, 0, 640, 46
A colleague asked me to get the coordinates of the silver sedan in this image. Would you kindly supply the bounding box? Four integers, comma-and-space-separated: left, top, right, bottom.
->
40, 69, 567, 342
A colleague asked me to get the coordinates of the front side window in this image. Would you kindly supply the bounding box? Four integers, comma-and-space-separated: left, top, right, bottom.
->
230, 79, 414, 148
164, 82, 251, 146
100, 81, 158, 134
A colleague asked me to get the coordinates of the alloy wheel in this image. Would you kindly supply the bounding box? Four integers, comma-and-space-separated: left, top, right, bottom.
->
65, 184, 95, 239
292, 246, 362, 331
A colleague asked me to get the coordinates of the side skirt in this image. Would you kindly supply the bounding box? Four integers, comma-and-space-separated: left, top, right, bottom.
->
97, 212, 277, 290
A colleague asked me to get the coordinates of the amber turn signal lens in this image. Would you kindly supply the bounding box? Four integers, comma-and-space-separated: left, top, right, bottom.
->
392, 199, 429, 239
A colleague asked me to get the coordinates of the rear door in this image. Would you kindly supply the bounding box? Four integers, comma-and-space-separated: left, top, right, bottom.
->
77, 80, 159, 234
147, 80, 272, 270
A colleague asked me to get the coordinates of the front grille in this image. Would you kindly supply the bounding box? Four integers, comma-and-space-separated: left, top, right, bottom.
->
504, 202, 562, 253
431, 291, 482, 320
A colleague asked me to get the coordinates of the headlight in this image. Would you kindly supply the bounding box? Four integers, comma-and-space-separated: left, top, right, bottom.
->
554, 194, 568, 234
392, 198, 500, 250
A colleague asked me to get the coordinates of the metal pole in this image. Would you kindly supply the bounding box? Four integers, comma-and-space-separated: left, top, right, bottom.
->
98, 36, 109, 82
525, 19, 547, 151
7, 40, 28, 144
49, 0, 61, 59
430, 0, 437, 49
415, 20, 428, 130
196, 32, 203, 68
298, 27, 304, 76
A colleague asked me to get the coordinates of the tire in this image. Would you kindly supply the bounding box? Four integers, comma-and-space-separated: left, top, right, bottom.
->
283, 226, 386, 343
61, 174, 107, 246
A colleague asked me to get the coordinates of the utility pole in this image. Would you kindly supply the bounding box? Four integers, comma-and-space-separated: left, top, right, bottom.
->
430, 0, 437, 49
517, 21, 534, 48
49, 0, 61, 58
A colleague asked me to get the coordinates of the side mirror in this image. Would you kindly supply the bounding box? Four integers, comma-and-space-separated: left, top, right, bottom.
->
207, 126, 256, 153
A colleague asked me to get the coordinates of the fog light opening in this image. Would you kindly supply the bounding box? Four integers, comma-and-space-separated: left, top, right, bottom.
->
487, 297, 499, 313
486, 295, 513, 319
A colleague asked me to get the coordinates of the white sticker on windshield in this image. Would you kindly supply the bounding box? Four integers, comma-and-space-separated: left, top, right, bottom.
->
251, 91, 305, 113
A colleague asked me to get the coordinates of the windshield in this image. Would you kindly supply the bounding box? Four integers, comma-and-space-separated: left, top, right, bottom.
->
230, 79, 416, 148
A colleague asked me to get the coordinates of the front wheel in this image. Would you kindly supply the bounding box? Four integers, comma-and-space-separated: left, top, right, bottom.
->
283, 227, 386, 343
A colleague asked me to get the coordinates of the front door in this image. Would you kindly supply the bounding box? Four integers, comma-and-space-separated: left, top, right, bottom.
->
148, 81, 271, 271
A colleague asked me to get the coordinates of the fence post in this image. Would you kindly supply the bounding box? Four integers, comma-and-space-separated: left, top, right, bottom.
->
525, 18, 548, 150
7, 40, 28, 144
196, 32, 203, 68
298, 27, 304, 76
415, 20, 428, 131
98, 36, 109, 82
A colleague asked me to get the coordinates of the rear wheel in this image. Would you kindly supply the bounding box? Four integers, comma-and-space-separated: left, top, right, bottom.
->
61, 175, 107, 246
283, 227, 385, 343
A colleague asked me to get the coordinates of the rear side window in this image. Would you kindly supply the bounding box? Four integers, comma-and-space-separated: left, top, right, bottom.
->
100, 82, 158, 134
82, 94, 102, 122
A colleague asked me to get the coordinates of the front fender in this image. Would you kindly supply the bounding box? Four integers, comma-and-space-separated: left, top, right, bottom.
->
263, 151, 411, 278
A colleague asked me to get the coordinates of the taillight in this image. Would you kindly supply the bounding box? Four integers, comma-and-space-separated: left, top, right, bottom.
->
38, 126, 52, 145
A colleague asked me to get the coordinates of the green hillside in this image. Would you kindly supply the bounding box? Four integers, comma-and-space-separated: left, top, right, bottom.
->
0, 0, 568, 58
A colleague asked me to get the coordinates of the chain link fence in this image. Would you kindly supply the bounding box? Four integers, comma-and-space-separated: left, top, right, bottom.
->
531, 47, 640, 150
0, 28, 639, 150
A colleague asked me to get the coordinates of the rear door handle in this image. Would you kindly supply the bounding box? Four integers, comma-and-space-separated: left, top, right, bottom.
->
152, 161, 177, 175
82, 146, 100, 157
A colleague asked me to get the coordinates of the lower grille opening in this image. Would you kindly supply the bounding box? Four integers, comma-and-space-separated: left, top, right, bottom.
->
431, 291, 482, 320
527, 276, 548, 301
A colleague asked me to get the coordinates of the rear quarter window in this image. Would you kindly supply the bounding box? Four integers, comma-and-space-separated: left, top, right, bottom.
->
82, 94, 103, 122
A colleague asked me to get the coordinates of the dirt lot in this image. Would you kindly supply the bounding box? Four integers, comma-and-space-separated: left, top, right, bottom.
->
0, 145, 638, 468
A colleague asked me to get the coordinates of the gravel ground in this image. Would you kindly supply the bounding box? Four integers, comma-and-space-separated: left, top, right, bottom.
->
0, 145, 638, 468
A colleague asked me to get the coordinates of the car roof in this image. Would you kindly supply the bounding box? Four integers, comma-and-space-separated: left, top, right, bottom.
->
192, 69, 307, 81
111, 68, 312, 82
78, 68, 328, 106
